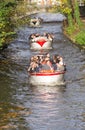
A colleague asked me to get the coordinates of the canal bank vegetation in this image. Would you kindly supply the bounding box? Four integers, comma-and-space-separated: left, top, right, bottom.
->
62, 0, 85, 49
48, 0, 85, 49
0, 0, 38, 50
0, 0, 17, 50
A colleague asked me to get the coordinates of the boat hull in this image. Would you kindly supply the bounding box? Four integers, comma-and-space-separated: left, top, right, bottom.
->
29, 71, 65, 86
30, 41, 52, 50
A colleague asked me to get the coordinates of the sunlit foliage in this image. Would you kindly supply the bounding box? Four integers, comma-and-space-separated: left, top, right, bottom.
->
0, 0, 17, 49
0, 0, 39, 50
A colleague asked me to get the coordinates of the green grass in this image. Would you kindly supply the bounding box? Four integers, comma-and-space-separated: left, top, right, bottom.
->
75, 30, 85, 45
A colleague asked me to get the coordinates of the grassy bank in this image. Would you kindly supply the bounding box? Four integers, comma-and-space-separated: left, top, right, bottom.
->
47, 1, 85, 50
63, 18, 85, 50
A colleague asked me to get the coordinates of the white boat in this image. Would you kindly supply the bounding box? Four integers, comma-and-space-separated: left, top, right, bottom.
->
30, 36, 53, 50
29, 71, 66, 86
29, 18, 43, 27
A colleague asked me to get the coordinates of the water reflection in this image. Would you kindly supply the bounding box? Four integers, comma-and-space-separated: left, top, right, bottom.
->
25, 85, 66, 129
30, 85, 66, 100
0, 102, 31, 129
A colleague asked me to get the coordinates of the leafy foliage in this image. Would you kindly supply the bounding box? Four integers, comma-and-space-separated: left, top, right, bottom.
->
0, 0, 17, 49
57, 0, 85, 46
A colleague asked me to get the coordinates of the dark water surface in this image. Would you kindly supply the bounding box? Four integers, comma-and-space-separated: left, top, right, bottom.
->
0, 13, 85, 130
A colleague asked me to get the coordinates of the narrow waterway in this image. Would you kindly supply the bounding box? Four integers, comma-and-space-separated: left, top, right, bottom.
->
0, 13, 85, 130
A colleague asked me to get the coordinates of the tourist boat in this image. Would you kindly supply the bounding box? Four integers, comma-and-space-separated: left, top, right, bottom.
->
29, 17, 43, 27
29, 71, 66, 86
30, 36, 53, 50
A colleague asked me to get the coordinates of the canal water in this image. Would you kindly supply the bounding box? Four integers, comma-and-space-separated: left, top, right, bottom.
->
0, 13, 85, 130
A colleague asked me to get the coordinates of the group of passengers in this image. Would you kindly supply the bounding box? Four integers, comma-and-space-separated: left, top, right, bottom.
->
29, 33, 54, 42
30, 17, 43, 25
28, 53, 66, 73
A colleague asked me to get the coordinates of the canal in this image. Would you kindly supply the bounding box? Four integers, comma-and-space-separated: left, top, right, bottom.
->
0, 13, 85, 130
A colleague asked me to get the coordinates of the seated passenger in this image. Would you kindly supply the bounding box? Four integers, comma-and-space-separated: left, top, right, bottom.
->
47, 33, 53, 41
28, 61, 40, 73
56, 56, 66, 71
40, 56, 54, 72
28, 56, 40, 73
